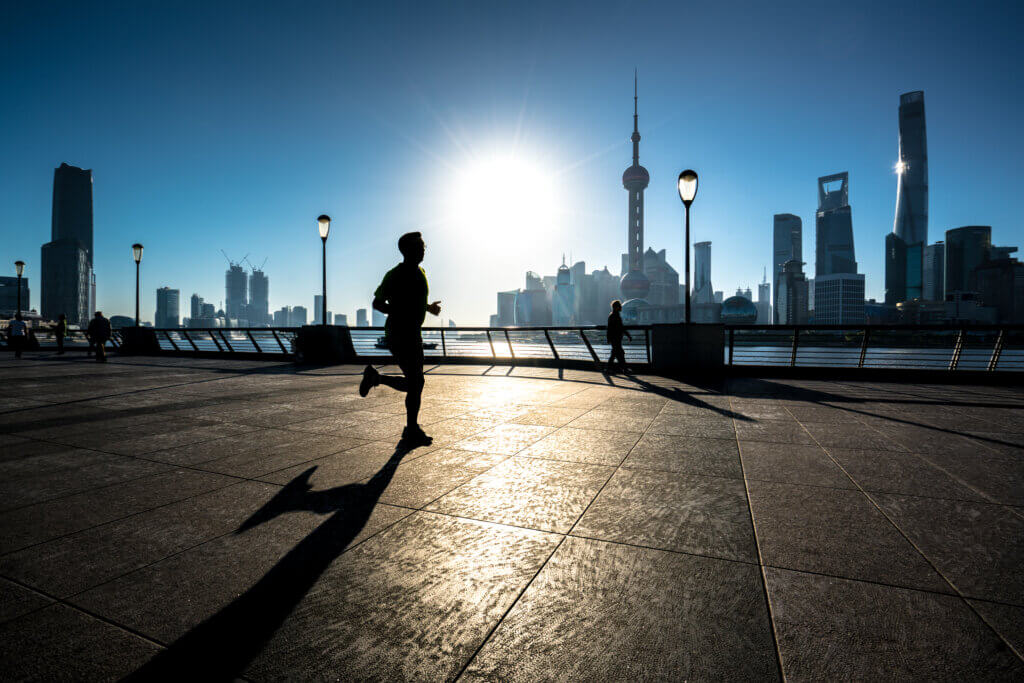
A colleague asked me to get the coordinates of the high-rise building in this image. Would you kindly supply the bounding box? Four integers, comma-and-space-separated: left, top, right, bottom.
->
756, 274, 772, 324
313, 295, 325, 324
772, 214, 802, 323
201, 302, 215, 318
496, 291, 516, 326
335, 313, 347, 326
643, 248, 679, 307
41, 163, 94, 325
249, 269, 269, 326
777, 260, 809, 324
273, 307, 290, 326
620, 74, 651, 302
372, 308, 386, 327
945, 226, 992, 296
814, 274, 865, 324
291, 306, 307, 326
693, 241, 714, 304
553, 260, 574, 325
975, 256, 1024, 323
923, 242, 945, 301
225, 264, 247, 322
356, 308, 368, 327
815, 173, 857, 277
0, 277, 31, 316
155, 287, 180, 328
714, 291, 723, 304
190, 293, 203, 320
886, 91, 929, 306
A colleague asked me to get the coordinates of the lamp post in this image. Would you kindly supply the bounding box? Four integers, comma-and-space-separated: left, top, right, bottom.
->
14, 261, 25, 315
132, 243, 143, 326
317, 215, 330, 326
677, 170, 698, 324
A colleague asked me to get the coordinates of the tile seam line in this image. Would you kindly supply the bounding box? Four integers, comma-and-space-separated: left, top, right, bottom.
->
790, 408, 1024, 664
731, 395, 786, 682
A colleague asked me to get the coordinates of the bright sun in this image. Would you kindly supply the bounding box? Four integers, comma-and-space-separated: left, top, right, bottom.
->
447, 153, 557, 240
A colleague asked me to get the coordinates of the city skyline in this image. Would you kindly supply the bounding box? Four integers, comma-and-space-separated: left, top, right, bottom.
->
4, 2, 1023, 325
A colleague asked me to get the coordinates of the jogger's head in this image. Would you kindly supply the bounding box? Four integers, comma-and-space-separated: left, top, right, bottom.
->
611, 300, 622, 312
398, 232, 425, 264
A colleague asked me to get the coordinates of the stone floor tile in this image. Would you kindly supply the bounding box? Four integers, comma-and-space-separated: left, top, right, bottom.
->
240, 513, 560, 681
918, 450, 1024, 507
0, 456, 171, 512
765, 568, 1023, 680
747, 481, 949, 591
280, 410, 397, 434
510, 406, 590, 427
647, 414, 736, 438
968, 599, 1024, 658
739, 442, 853, 488
623, 433, 741, 478
828, 448, 989, 501
518, 427, 640, 466
566, 409, 654, 433
799, 421, 906, 451
375, 451, 502, 508
103, 421, 252, 455
0, 577, 52, 624
0, 446, 121, 480
734, 419, 815, 445
428, 457, 612, 533
259, 440, 413, 488
196, 434, 367, 478
873, 493, 1024, 604
573, 468, 756, 562
419, 417, 501, 447
150, 427, 322, 466
453, 424, 555, 455
0, 604, 162, 680
464, 536, 777, 681
0, 469, 238, 554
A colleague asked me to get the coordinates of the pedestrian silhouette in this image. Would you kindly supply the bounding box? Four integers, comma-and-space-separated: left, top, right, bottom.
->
359, 231, 441, 446
7, 313, 27, 359
605, 300, 632, 375
54, 313, 67, 355
87, 311, 111, 363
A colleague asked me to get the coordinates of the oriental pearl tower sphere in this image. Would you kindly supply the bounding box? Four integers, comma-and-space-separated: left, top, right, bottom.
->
621, 72, 651, 303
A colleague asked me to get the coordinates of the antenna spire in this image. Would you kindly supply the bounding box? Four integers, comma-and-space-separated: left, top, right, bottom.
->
631, 69, 640, 166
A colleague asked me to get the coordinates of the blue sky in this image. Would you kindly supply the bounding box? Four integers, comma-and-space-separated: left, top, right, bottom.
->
2, 0, 1022, 324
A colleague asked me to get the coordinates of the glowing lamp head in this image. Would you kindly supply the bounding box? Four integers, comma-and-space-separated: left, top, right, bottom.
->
677, 170, 698, 206
14, 260, 25, 277
132, 243, 143, 264
317, 214, 331, 240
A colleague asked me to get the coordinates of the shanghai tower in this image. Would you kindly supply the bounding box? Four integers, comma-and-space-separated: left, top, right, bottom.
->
41, 163, 95, 325
885, 91, 928, 304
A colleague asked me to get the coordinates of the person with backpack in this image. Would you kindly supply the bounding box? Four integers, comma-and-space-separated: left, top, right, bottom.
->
87, 311, 111, 362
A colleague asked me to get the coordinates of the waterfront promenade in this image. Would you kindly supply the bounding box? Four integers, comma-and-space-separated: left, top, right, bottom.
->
0, 351, 1022, 679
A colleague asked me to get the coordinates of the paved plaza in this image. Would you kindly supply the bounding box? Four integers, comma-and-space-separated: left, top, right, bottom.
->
0, 352, 1022, 680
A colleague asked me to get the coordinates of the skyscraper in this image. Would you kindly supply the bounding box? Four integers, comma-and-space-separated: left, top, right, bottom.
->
923, 242, 945, 301
620, 73, 651, 302
772, 214, 802, 323
225, 264, 247, 322
778, 260, 809, 324
0, 278, 31, 317
190, 293, 203, 320
692, 242, 714, 304
292, 306, 307, 326
372, 308, 386, 327
886, 91, 929, 306
642, 248, 679, 307
249, 269, 269, 326
553, 260, 574, 325
945, 226, 992, 295
313, 295, 325, 324
813, 274, 865, 324
756, 273, 772, 324
41, 163, 94, 325
356, 308, 368, 327
155, 287, 180, 328
815, 173, 857, 277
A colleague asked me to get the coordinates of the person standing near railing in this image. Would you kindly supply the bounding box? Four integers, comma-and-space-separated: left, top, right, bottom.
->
359, 231, 441, 447
605, 300, 632, 375
53, 313, 68, 355
7, 313, 27, 359
87, 311, 111, 363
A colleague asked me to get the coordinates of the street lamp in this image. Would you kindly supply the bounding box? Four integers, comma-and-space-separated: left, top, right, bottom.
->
132, 243, 143, 326
677, 170, 699, 324
317, 215, 330, 326
14, 261, 25, 315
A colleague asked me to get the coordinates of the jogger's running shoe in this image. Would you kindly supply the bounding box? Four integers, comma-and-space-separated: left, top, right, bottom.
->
401, 424, 433, 447
359, 365, 380, 397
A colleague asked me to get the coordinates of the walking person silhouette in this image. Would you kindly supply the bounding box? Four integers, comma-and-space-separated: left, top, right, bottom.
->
605, 300, 632, 374
359, 232, 441, 446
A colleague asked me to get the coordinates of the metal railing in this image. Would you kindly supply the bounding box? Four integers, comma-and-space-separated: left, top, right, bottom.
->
4, 328, 124, 351
725, 324, 1024, 372
148, 326, 653, 366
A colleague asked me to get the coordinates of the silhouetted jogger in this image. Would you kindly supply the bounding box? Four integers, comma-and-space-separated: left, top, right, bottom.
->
54, 313, 67, 355
605, 299, 632, 374
87, 311, 111, 362
7, 313, 27, 359
359, 232, 441, 446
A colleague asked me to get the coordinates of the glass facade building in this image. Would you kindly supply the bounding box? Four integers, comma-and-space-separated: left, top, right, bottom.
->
772, 214, 801, 323
813, 274, 866, 324
886, 91, 929, 305
945, 226, 992, 295
815, 173, 856, 277
41, 163, 95, 325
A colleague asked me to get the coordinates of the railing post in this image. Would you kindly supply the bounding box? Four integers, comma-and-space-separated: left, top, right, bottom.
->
580, 328, 600, 364
544, 329, 559, 360
645, 328, 652, 364
728, 328, 734, 366
182, 330, 200, 352
949, 328, 965, 370
485, 330, 496, 358
218, 330, 235, 353
163, 330, 180, 352
858, 328, 870, 368
208, 330, 224, 352
271, 330, 288, 354
504, 329, 515, 360
987, 329, 1005, 372
790, 328, 800, 367
246, 330, 262, 353
440, 328, 447, 358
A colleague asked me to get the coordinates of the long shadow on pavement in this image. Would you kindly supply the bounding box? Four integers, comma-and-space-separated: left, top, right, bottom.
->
125, 443, 413, 680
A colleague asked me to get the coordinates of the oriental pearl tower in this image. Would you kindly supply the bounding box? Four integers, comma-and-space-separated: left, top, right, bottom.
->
620, 72, 651, 303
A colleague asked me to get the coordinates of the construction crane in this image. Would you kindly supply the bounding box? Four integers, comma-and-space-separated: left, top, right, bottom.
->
220, 250, 249, 268
243, 256, 268, 273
